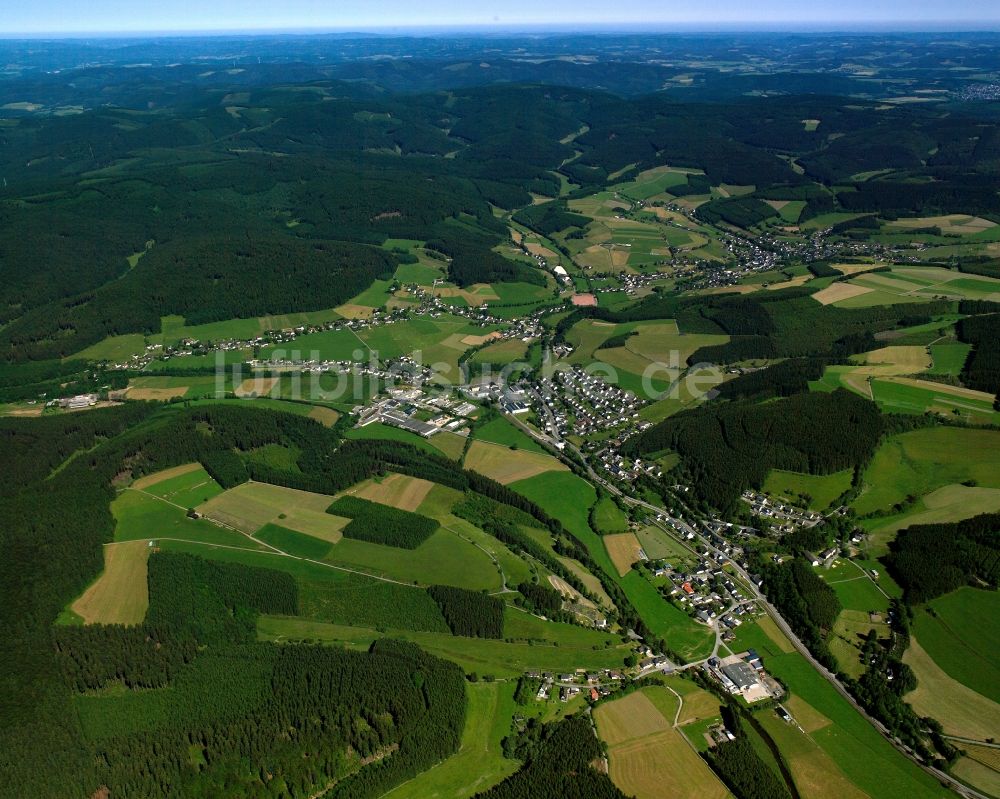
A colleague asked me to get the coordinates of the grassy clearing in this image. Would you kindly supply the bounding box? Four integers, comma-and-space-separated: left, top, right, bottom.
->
911, 588, 1000, 704
463, 440, 567, 484
852, 427, 1000, 516
131, 462, 202, 490
592, 496, 629, 534
141, 465, 223, 508
928, 343, 971, 376
70, 540, 150, 625
258, 610, 629, 677
903, 636, 1000, 741
595, 687, 728, 799
473, 416, 546, 453
382, 682, 518, 799
762, 468, 853, 510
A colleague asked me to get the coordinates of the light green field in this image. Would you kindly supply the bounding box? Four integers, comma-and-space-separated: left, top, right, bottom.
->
511, 471, 714, 661
464, 439, 568, 484
852, 427, 1000, 516
323, 527, 503, 591
763, 651, 946, 799
592, 496, 630, 534
258, 609, 631, 677
140, 465, 223, 508
928, 342, 971, 376
343, 278, 396, 309
382, 682, 518, 799
345, 423, 454, 457
868, 377, 1000, 424
823, 563, 890, 614
260, 327, 369, 361
911, 588, 1000, 704
394, 261, 445, 285
862, 484, 1000, 552
763, 468, 853, 510
473, 416, 546, 453
113, 488, 268, 550
197, 481, 343, 540
634, 525, 693, 562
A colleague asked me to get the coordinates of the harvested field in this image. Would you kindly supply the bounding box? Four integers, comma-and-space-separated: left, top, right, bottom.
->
904, 637, 1000, 742
833, 262, 882, 275
335, 303, 376, 319
434, 285, 499, 306
463, 440, 568, 484
307, 406, 340, 426
132, 462, 201, 490
812, 282, 874, 305
128, 385, 188, 401
596, 689, 728, 799
596, 690, 671, 746
862, 346, 932, 373
198, 481, 336, 536
460, 331, 503, 346
71, 540, 150, 625
350, 473, 435, 512
547, 574, 595, 608
603, 532, 644, 576
235, 376, 279, 397
766, 274, 811, 291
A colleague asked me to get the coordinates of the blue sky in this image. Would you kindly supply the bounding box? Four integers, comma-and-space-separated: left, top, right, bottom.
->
3, 0, 998, 35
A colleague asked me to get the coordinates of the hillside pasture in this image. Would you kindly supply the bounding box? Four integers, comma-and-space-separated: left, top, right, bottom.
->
904, 637, 1000, 742
69, 540, 150, 625
258, 610, 629, 677
463, 439, 567, 484
911, 588, 1000, 705
197, 481, 343, 540
851, 427, 1000, 516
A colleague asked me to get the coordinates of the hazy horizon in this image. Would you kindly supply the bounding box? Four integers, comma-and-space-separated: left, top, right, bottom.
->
3, 0, 999, 37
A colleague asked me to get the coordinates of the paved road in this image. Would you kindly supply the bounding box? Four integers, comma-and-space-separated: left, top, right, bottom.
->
502, 410, 989, 799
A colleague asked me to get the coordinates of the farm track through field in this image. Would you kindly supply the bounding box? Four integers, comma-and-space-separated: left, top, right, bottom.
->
117, 488, 422, 588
